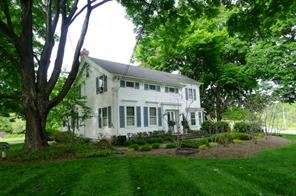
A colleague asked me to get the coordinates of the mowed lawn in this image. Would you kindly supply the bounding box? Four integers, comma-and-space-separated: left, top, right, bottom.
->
1, 135, 296, 196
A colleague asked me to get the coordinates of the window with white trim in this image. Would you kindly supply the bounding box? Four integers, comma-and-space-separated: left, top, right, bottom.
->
102, 107, 108, 127
149, 107, 157, 125
126, 106, 135, 126
190, 112, 196, 125
120, 80, 139, 89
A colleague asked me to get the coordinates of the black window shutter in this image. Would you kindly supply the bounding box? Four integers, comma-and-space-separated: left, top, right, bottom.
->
144, 107, 148, 127
98, 108, 102, 128
156, 85, 160, 92
136, 106, 141, 127
144, 84, 148, 90
185, 88, 188, 100
120, 80, 125, 87
193, 89, 196, 100
158, 107, 162, 126
108, 106, 112, 128
103, 75, 107, 92
119, 106, 125, 128
96, 77, 99, 94
165, 87, 168, 92
135, 82, 140, 89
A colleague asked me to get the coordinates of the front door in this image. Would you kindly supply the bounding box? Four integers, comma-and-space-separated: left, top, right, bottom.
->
167, 111, 178, 133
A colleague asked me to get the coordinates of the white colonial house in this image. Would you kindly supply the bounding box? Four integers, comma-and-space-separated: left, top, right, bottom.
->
70, 52, 204, 139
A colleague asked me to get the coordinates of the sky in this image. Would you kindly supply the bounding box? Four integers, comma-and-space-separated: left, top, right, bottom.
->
52, 1, 137, 72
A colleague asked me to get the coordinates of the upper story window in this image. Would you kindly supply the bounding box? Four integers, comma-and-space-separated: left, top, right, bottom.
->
120, 80, 140, 89
144, 84, 160, 92
96, 75, 107, 94
185, 88, 196, 101
165, 87, 179, 94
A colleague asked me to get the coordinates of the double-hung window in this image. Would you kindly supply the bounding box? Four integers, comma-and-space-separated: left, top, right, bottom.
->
126, 107, 135, 126
190, 112, 196, 125
149, 107, 157, 125
102, 107, 108, 127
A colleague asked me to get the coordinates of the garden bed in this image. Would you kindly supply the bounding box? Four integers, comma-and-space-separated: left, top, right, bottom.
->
123, 136, 291, 158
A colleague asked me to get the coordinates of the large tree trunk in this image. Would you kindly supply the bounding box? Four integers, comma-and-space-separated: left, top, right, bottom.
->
23, 91, 49, 150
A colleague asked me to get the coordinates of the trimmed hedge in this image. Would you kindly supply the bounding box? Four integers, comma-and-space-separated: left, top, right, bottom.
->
152, 143, 160, 149
140, 145, 152, 151
166, 143, 177, 149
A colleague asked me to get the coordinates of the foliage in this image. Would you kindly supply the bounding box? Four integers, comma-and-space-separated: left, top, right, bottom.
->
199, 144, 208, 150
201, 120, 230, 134
128, 144, 139, 151
152, 143, 160, 149
222, 107, 252, 121
0, 114, 25, 133
126, 130, 173, 145
47, 77, 92, 131
140, 145, 152, 152
208, 132, 253, 144
181, 138, 209, 148
166, 143, 177, 149
7, 142, 112, 162
228, 0, 296, 103
123, 2, 257, 120
233, 122, 263, 133
46, 131, 90, 144
96, 139, 112, 149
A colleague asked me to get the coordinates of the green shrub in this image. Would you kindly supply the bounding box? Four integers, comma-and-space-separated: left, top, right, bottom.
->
165, 135, 175, 142
201, 121, 215, 133
147, 137, 163, 144
201, 121, 230, 134
166, 143, 177, 149
140, 145, 152, 151
208, 132, 253, 144
181, 138, 209, 148
97, 139, 112, 149
234, 122, 263, 133
8, 143, 112, 161
128, 144, 139, 151
209, 142, 218, 147
233, 139, 243, 144
48, 131, 89, 144
199, 144, 208, 150
152, 143, 160, 149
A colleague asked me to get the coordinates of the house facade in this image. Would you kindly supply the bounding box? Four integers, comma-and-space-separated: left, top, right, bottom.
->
72, 54, 204, 139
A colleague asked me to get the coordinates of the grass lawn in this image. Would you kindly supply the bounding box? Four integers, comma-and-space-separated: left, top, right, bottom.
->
1, 135, 296, 195
0, 134, 24, 143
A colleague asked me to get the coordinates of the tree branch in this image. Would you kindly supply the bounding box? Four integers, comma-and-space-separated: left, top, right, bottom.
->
48, 2, 94, 109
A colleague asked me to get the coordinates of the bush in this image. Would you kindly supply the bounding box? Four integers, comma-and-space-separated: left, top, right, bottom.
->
166, 143, 177, 149
147, 137, 163, 144
97, 139, 112, 149
181, 138, 209, 148
208, 132, 253, 144
140, 145, 152, 151
201, 121, 230, 134
152, 143, 160, 149
233, 122, 263, 133
8, 142, 112, 161
164, 135, 175, 142
233, 139, 243, 144
209, 142, 218, 147
128, 144, 139, 151
199, 144, 208, 150
48, 131, 90, 144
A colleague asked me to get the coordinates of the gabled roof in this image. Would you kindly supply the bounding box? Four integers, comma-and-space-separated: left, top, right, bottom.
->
87, 57, 199, 86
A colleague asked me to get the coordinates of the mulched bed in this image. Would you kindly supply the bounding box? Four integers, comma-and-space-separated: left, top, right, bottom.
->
123, 136, 291, 158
